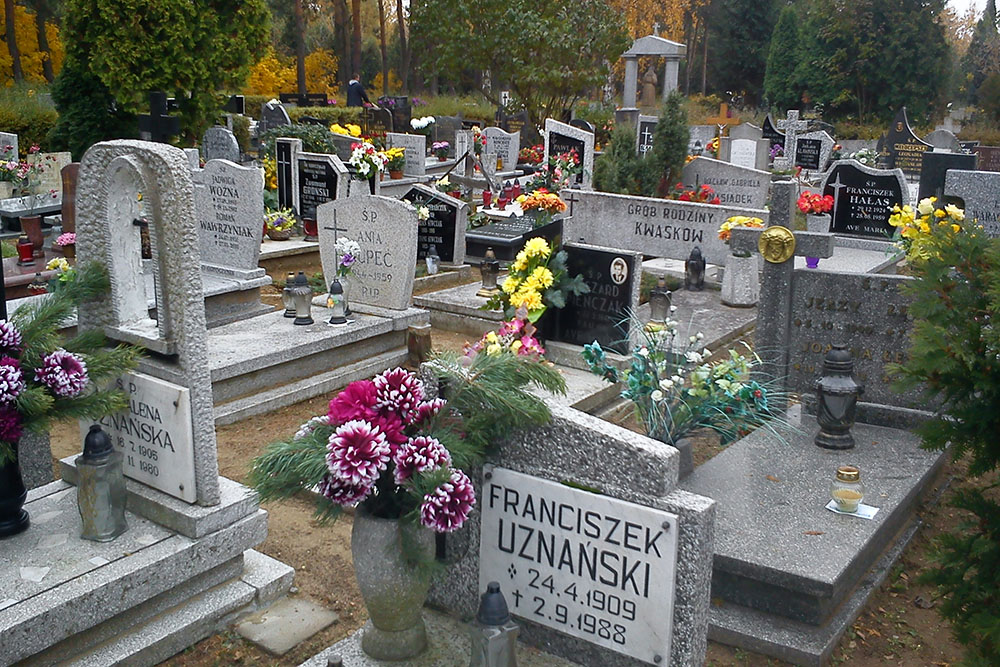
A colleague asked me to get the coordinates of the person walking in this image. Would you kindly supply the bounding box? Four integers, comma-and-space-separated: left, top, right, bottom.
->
347, 73, 370, 107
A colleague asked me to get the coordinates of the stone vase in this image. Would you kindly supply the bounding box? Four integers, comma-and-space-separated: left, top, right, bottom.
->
341, 275, 352, 316
0, 447, 30, 538
806, 213, 830, 233
352, 505, 435, 660
20, 215, 45, 257
721, 253, 760, 307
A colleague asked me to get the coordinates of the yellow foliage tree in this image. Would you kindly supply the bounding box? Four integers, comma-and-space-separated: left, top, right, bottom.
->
370, 70, 402, 96
304, 49, 339, 96
0, 6, 63, 84
244, 49, 297, 96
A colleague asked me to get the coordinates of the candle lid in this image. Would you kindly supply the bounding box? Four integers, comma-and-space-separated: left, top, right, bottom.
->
836, 465, 860, 482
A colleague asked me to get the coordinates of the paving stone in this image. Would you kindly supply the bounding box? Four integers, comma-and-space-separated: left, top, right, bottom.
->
237, 596, 339, 656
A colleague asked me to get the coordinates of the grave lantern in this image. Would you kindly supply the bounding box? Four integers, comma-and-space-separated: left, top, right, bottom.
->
477, 248, 501, 298
469, 581, 519, 667
326, 278, 348, 325
646, 276, 672, 331
282, 272, 296, 318
16, 235, 34, 266
425, 244, 440, 275
77, 424, 128, 542
815, 344, 864, 449
28, 273, 47, 295
830, 465, 866, 513
692, 140, 703, 156
684, 247, 706, 291
290, 271, 314, 325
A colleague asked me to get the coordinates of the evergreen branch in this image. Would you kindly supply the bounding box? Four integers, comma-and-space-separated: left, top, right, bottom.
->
248, 434, 329, 504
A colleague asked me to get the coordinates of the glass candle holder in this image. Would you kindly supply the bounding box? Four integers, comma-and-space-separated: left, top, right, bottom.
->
830, 465, 865, 513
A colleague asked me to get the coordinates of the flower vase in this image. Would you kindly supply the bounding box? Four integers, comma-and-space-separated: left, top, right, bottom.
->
341, 276, 352, 316
805, 214, 830, 269
352, 505, 435, 660
21, 216, 44, 258
267, 227, 292, 241
721, 253, 760, 307
0, 448, 30, 538
389, 169, 403, 180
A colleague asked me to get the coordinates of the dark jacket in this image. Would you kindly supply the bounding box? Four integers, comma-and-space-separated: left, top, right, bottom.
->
347, 80, 369, 107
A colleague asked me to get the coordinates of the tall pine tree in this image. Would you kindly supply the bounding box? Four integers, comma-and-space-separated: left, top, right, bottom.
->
963, 0, 1000, 102
763, 6, 800, 111
707, 0, 778, 106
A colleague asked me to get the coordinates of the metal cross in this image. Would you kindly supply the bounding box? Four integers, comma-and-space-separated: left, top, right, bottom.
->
564, 190, 581, 216
639, 126, 655, 153
137, 92, 180, 144
826, 173, 847, 225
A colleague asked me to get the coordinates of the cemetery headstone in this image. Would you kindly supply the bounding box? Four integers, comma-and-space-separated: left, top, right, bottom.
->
296, 151, 349, 223
59, 163, 79, 234
202, 126, 240, 163
549, 242, 641, 354
77, 140, 221, 505
0, 131, 18, 160
317, 195, 418, 310
917, 150, 977, 201
223, 94, 245, 115
687, 125, 716, 155
794, 130, 835, 171
944, 169, 1000, 237
563, 188, 770, 265
960, 140, 980, 152
386, 132, 427, 176
404, 183, 468, 265
363, 106, 394, 135
184, 148, 201, 170
775, 110, 808, 169
761, 114, 785, 152
275, 137, 301, 212
636, 115, 658, 156
483, 126, 520, 170
569, 118, 596, 135
719, 123, 769, 171
433, 115, 463, 155
972, 146, 1000, 172
28, 151, 72, 194
329, 132, 357, 162
454, 130, 472, 160
262, 100, 291, 131
544, 119, 595, 189
194, 159, 266, 280
498, 109, 529, 138
384, 96, 412, 136
923, 129, 961, 152
279, 92, 328, 107
822, 160, 908, 239
881, 107, 931, 179
138, 91, 180, 143
681, 157, 769, 209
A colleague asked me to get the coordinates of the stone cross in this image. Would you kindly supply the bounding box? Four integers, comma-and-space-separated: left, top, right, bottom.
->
564, 189, 581, 216
775, 110, 808, 170
730, 180, 835, 394
138, 92, 181, 144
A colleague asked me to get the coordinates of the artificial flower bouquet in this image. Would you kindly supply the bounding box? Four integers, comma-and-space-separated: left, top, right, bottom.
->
265, 208, 296, 234
334, 237, 360, 277
518, 145, 544, 165
888, 196, 970, 264
330, 123, 362, 138
483, 237, 589, 322
718, 216, 765, 256
671, 182, 721, 205
349, 141, 387, 180
516, 189, 566, 228
464, 313, 546, 360
797, 191, 834, 215
55, 232, 76, 248
525, 150, 582, 192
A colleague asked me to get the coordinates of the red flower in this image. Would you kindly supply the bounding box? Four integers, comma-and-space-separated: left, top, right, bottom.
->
328, 380, 378, 425
710, 197, 721, 205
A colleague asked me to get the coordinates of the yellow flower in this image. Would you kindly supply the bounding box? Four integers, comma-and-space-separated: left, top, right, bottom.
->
917, 198, 935, 216
531, 266, 554, 289
523, 237, 551, 259
485, 331, 498, 343
918, 221, 930, 234
517, 290, 543, 311
952, 224, 961, 233
512, 255, 528, 273
46, 258, 70, 272
510, 340, 523, 352
501, 276, 519, 294
523, 275, 541, 292
487, 343, 502, 356
945, 204, 965, 221
934, 208, 946, 219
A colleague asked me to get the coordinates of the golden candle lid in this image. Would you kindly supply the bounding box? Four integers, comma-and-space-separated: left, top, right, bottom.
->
836, 466, 860, 482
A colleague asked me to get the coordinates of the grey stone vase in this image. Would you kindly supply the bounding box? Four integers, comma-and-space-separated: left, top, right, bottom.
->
352, 504, 436, 660
721, 253, 760, 307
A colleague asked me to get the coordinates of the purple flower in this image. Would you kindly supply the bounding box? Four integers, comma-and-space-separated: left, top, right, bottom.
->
373, 367, 424, 423
35, 349, 89, 398
326, 419, 390, 485
0, 357, 24, 404
0, 320, 22, 353
317, 473, 372, 506
0, 404, 22, 442
411, 398, 447, 427
393, 435, 451, 484
339, 253, 356, 268
420, 469, 476, 532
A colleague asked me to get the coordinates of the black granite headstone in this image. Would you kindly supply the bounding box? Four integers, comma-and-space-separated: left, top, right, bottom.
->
547, 132, 585, 186
276, 140, 294, 211
570, 119, 596, 135
279, 92, 328, 107
823, 162, 905, 238
551, 245, 637, 355
363, 107, 394, 135
883, 108, 931, 178
298, 158, 340, 221
918, 151, 978, 201
973, 145, 1000, 172
466, 219, 562, 262
762, 114, 785, 150
405, 186, 459, 262
794, 138, 822, 170
637, 118, 658, 156
384, 96, 412, 136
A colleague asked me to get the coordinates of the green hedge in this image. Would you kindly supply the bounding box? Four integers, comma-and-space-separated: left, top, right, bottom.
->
0, 85, 59, 156
287, 106, 363, 125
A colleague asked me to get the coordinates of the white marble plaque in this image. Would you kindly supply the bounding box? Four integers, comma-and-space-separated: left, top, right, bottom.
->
479, 467, 679, 664
729, 139, 758, 169
83, 372, 196, 502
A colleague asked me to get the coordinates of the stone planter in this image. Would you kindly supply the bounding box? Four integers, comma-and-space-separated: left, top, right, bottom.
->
352, 505, 435, 660
721, 253, 760, 307
266, 227, 292, 241
806, 213, 830, 233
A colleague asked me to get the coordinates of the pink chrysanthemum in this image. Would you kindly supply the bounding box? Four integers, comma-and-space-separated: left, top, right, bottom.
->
0, 357, 24, 404
373, 367, 424, 423
370, 411, 407, 449
327, 380, 378, 425
393, 435, 452, 484
326, 419, 390, 485
294, 415, 331, 440
419, 469, 476, 533
411, 398, 447, 427
35, 348, 89, 398
0, 404, 22, 442
0, 320, 22, 353
317, 473, 373, 506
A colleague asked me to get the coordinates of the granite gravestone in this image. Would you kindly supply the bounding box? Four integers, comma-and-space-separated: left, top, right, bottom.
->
28, 151, 72, 194
636, 115, 658, 156
386, 97, 412, 136
202, 126, 240, 163
317, 195, 418, 310
404, 183, 468, 265
329, 132, 357, 161
544, 119, 595, 189
279, 92, 328, 107
923, 129, 961, 152
550, 242, 641, 355
917, 150, 977, 201
972, 145, 1000, 172
563, 189, 770, 266
822, 160, 908, 238
275, 137, 301, 212
681, 157, 769, 210
0, 131, 18, 160
363, 106, 394, 135
296, 151, 349, 223
499, 109, 529, 138
386, 132, 427, 176
718, 124, 769, 171
454, 130, 472, 161
761, 114, 785, 153
687, 125, 716, 155
184, 148, 201, 170
261, 100, 291, 131
194, 159, 266, 280
433, 115, 463, 155
569, 118, 596, 135
484, 126, 520, 170
944, 169, 1000, 237
794, 130, 835, 171
881, 108, 931, 179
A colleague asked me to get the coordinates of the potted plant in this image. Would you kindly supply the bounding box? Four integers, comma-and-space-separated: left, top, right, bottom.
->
0, 262, 141, 538
0, 143, 20, 200
249, 353, 565, 660
718, 215, 765, 306
384, 147, 406, 179
264, 208, 296, 241
798, 190, 834, 268
349, 140, 387, 183
432, 141, 450, 161
16, 146, 58, 254
54, 232, 76, 258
